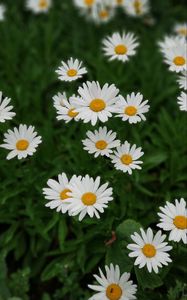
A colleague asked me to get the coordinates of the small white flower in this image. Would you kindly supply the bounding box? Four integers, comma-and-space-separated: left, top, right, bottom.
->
43, 173, 81, 214
110, 141, 144, 175
72, 81, 119, 126
26, 0, 51, 13
52, 92, 67, 109
177, 91, 187, 111
54, 96, 80, 123
0, 124, 42, 160
82, 126, 120, 157
88, 263, 137, 300
127, 228, 172, 273
0, 4, 5, 20
102, 31, 139, 63
0, 92, 16, 123
92, 1, 115, 24
115, 92, 150, 124
66, 174, 113, 221
124, 0, 150, 17
157, 198, 187, 244
158, 35, 184, 54
174, 23, 187, 38
56, 58, 87, 82
177, 71, 187, 90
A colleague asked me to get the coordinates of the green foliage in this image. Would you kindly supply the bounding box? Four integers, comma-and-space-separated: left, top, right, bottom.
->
0, 0, 187, 299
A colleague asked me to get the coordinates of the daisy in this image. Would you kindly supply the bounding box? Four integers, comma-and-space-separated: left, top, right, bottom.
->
0, 124, 42, 160
56, 58, 87, 82
66, 174, 113, 221
158, 35, 184, 54
124, 0, 150, 17
0, 92, 16, 123
127, 228, 172, 273
88, 263, 137, 300
177, 71, 187, 90
26, 0, 51, 13
174, 23, 187, 38
82, 126, 120, 158
72, 81, 119, 126
177, 91, 187, 111
0, 4, 5, 20
102, 32, 139, 63
110, 141, 144, 175
52, 92, 67, 109
92, 1, 115, 24
115, 92, 150, 124
162, 39, 187, 73
54, 97, 80, 123
43, 173, 81, 214
157, 198, 187, 244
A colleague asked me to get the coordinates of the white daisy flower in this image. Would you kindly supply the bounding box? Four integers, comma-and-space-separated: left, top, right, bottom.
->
0, 4, 5, 20
26, 0, 51, 13
54, 96, 80, 123
0, 92, 16, 123
82, 126, 120, 158
115, 92, 150, 124
127, 228, 172, 273
92, 1, 115, 24
157, 198, 187, 244
102, 31, 139, 63
56, 58, 87, 82
66, 175, 113, 221
0, 124, 42, 160
174, 23, 187, 38
162, 39, 187, 73
110, 141, 144, 175
88, 263, 137, 300
124, 0, 150, 17
158, 35, 185, 54
43, 173, 81, 214
177, 91, 187, 111
72, 81, 119, 126
52, 92, 67, 109
177, 71, 187, 90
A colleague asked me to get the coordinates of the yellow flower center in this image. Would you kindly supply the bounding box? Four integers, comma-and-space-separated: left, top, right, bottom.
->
120, 154, 133, 165
81, 192, 97, 206
142, 244, 156, 258
173, 215, 187, 229
99, 10, 109, 19
89, 98, 106, 112
173, 56, 186, 66
60, 189, 71, 201
106, 284, 122, 300
178, 28, 187, 36
16, 139, 29, 151
95, 140, 108, 150
134, 0, 142, 14
125, 105, 137, 116
116, 0, 123, 4
39, 0, 48, 8
68, 108, 79, 118
67, 69, 78, 77
84, 0, 94, 6
115, 44, 127, 55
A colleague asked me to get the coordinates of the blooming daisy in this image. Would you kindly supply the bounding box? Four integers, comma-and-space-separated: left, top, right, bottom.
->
157, 198, 187, 244
0, 124, 42, 160
26, 0, 51, 13
56, 58, 87, 82
0, 92, 16, 123
102, 32, 139, 63
54, 97, 80, 123
92, 1, 115, 24
177, 71, 187, 90
43, 173, 81, 214
82, 126, 120, 158
72, 81, 119, 126
162, 39, 187, 73
110, 141, 144, 175
88, 263, 137, 300
0, 4, 5, 20
174, 23, 187, 38
127, 228, 172, 273
52, 92, 67, 109
177, 91, 187, 111
66, 174, 113, 221
124, 0, 150, 17
115, 92, 150, 124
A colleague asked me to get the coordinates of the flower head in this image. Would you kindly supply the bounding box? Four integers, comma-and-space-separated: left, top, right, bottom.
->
124, 0, 150, 17
0, 92, 16, 123
26, 0, 51, 13
54, 96, 80, 123
174, 23, 187, 38
56, 58, 87, 82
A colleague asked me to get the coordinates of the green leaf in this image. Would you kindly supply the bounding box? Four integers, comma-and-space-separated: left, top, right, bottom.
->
116, 219, 142, 243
